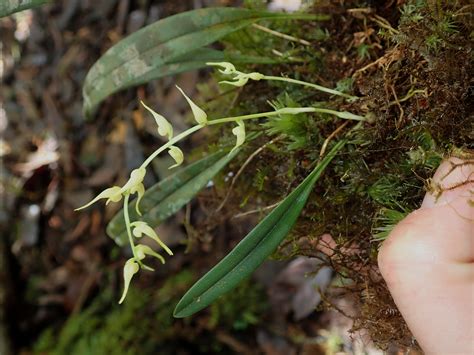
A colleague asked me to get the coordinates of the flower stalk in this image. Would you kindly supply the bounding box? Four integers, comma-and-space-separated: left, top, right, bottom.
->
76, 64, 366, 304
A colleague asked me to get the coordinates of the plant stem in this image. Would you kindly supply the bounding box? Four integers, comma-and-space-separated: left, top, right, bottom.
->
123, 194, 138, 261
262, 75, 358, 100
142, 107, 364, 169
208, 108, 315, 125
141, 125, 203, 168
310, 107, 366, 121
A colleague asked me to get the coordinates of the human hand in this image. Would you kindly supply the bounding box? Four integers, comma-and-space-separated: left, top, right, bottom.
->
378, 157, 473, 354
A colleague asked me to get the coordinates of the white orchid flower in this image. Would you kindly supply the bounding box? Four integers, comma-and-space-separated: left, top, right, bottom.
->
120, 168, 146, 194
176, 85, 207, 125
75, 186, 123, 211
118, 258, 140, 304
140, 101, 173, 140
168, 146, 184, 169
131, 221, 173, 255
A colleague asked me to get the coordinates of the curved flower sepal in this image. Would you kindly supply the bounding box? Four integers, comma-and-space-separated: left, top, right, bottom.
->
206, 61, 263, 87
120, 168, 146, 193
168, 146, 184, 169
75, 186, 122, 211
206, 61, 236, 75
134, 244, 166, 264
131, 221, 173, 255
230, 120, 245, 153
140, 100, 173, 140
118, 258, 139, 304
130, 183, 145, 216
176, 85, 208, 125
120, 167, 147, 215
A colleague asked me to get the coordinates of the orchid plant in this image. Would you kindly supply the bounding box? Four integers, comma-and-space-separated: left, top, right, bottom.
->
76, 63, 365, 303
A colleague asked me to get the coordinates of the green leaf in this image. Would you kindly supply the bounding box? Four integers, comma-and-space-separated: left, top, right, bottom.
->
106, 149, 238, 246
173, 140, 346, 318
0, 0, 50, 18
82, 7, 325, 118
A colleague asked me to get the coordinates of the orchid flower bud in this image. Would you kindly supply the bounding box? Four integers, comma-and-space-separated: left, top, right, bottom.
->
231, 120, 245, 153
75, 186, 122, 211
168, 146, 184, 169
131, 221, 173, 255
134, 244, 165, 264
206, 61, 236, 75
140, 101, 173, 140
248, 72, 264, 81
176, 85, 208, 125
118, 258, 139, 304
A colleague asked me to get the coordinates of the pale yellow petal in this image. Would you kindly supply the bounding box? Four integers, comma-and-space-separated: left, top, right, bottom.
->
206, 61, 236, 75
132, 222, 173, 255
231, 120, 245, 153
120, 168, 146, 194
134, 244, 165, 264
176, 85, 207, 125
130, 183, 145, 216
220, 76, 248, 87
168, 146, 184, 169
140, 101, 173, 140
75, 186, 122, 211
118, 259, 139, 304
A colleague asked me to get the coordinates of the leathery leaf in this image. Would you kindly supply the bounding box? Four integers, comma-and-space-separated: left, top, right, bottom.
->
106, 149, 238, 246
0, 0, 50, 18
173, 140, 346, 318
82, 7, 327, 118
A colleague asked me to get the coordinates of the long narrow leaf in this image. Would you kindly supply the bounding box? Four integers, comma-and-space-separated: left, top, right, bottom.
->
173, 140, 346, 318
106, 149, 238, 246
82, 7, 327, 118
0, 0, 50, 18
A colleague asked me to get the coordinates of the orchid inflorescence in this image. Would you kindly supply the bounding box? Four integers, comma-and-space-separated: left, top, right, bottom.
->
76, 62, 364, 304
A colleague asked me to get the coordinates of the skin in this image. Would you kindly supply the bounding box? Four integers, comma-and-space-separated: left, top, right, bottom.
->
378, 158, 473, 354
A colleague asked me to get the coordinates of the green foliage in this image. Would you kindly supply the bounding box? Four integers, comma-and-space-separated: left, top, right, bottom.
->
107, 150, 238, 246
173, 140, 345, 318
0, 0, 50, 18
